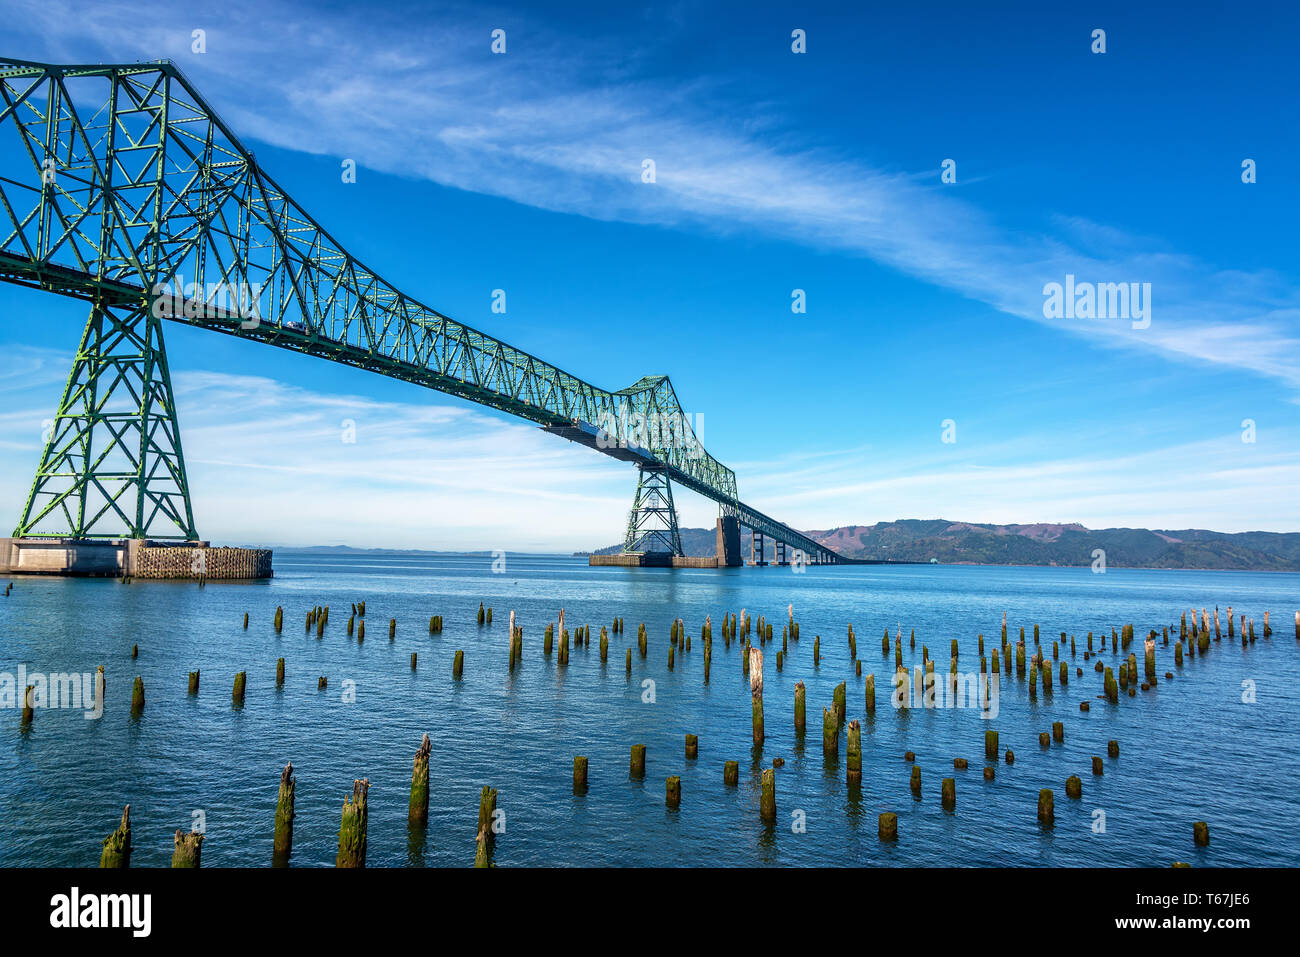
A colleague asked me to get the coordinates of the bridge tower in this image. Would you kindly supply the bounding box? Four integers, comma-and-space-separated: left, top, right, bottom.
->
623, 464, 684, 556
14, 299, 198, 541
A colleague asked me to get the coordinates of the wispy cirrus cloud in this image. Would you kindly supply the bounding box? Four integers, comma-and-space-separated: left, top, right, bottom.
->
6, 0, 1299, 395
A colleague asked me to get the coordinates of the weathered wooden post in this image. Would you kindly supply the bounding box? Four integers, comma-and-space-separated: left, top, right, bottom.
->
453, 650, 464, 679
171, 830, 203, 868
822, 707, 838, 757
833, 681, 846, 725
573, 756, 588, 793
276, 657, 285, 688
131, 676, 145, 715
685, 734, 699, 759
1052, 721, 1064, 743
274, 762, 295, 860
1037, 788, 1054, 825
274, 606, 283, 632
1065, 775, 1082, 799
1193, 821, 1210, 846
846, 720, 862, 784
942, 777, 956, 810
335, 779, 369, 868
233, 671, 247, 705
475, 786, 497, 867
750, 646, 764, 744
878, 812, 898, 840
188, 670, 200, 695
99, 805, 132, 868
1092, 755, 1104, 775
666, 776, 681, 808
19, 684, 34, 725
910, 765, 922, 794
1104, 666, 1118, 702
630, 744, 646, 779
760, 767, 776, 821
478, 602, 486, 626
357, 619, 365, 642
409, 734, 431, 824
411, 652, 418, 671
985, 729, 998, 758
625, 647, 632, 674
724, 760, 739, 786
794, 680, 806, 733
1108, 739, 1120, 757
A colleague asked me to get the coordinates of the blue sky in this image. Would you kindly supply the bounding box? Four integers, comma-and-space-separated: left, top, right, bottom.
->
1, 0, 1297, 549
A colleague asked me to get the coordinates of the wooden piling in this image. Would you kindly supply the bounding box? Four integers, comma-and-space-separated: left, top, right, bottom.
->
666, 776, 681, 808
724, 760, 739, 786
1037, 788, 1054, 825
822, 707, 838, 756
274, 762, 295, 857
1092, 755, 1103, 775
573, 755, 588, 793
1193, 821, 1210, 846
865, 674, 875, 715
794, 680, 806, 733
630, 744, 646, 779
171, 830, 203, 868
276, 657, 285, 688
188, 670, 199, 695
233, 671, 246, 705
99, 805, 131, 868
408, 734, 432, 824
453, 650, 464, 679
685, 734, 699, 759
985, 729, 998, 758
336, 779, 369, 867
941, 777, 956, 809
1052, 721, 1064, 743
1108, 739, 1120, 757
910, 765, 922, 793
411, 652, 418, 671
760, 767, 776, 821
878, 812, 898, 840
131, 676, 145, 714
475, 786, 497, 866
1065, 775, 1082, 799
750, 646, 764, 744
846, 720, 862, 784
477, 602, 485, 626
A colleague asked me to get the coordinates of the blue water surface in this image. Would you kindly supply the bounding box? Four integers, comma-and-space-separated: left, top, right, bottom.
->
1, 554, 1296, 867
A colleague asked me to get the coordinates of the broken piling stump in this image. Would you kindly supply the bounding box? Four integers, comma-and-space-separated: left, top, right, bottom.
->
336, 779, 370, 867
99, 805, 132, 868
171, 830, 203, 868
274, 762, 295, 859
410, 734, 432, 824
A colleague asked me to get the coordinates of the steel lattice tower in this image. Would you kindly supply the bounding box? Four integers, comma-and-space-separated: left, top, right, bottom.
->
623, 465, 684, 555
15, 300, 197, 539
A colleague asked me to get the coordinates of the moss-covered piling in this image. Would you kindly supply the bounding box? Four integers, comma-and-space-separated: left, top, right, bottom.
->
336, 779, 370, 867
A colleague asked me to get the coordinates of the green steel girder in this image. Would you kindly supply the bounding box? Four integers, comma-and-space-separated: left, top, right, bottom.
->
0, 56, 852, 559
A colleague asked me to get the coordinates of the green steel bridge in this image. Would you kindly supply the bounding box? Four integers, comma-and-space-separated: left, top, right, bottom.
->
0, 57, 854, 565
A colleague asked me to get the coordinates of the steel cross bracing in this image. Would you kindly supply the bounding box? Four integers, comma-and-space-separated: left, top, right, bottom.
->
0, 57, 851, 562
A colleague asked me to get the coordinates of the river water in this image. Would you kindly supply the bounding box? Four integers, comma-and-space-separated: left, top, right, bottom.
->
2, 553, 1296, 867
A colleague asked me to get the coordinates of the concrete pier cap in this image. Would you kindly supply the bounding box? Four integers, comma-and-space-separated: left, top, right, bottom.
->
0, 537, 272, 579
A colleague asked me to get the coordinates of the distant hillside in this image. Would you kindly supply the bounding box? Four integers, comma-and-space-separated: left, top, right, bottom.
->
589, 519, 1300, 571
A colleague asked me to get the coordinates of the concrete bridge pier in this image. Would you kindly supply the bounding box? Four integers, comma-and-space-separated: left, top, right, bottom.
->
716, 515, 742, 567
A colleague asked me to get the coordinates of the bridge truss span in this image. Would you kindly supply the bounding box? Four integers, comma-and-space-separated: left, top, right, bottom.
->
0, 57, 853, 565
